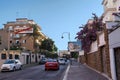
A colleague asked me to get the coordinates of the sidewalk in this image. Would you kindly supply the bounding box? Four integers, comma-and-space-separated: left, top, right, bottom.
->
22, 62, 39, 69
64, 61, 110, 80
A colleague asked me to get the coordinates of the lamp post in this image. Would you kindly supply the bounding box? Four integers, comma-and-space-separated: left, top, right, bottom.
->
61, 32, 71, 64
61, 32, 70, 41
61, 32, 71, 51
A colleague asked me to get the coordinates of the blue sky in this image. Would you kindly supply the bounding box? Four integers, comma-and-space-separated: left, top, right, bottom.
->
0, 0, 103, 50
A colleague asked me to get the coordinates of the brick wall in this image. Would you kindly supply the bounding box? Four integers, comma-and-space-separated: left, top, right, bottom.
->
86, 27, 111, 78
79, 55, 85, 64
87, 52, 96, 69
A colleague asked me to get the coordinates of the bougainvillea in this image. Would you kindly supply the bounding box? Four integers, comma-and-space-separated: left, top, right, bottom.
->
76, 14, 103, 53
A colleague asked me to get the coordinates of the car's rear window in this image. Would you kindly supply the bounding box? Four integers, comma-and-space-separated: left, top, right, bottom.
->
4, 60, 15, 64
47, 59, 57, 62
59, 59, 64, 60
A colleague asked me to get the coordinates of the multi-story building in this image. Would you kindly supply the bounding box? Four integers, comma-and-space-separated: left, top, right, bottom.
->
0, 18, 47, 52
102, 0, 117, 22
102, 0, 120, 80
102, 0, 120, 23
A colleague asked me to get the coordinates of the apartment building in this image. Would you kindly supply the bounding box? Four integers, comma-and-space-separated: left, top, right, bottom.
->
0, 18, 47, 66
0, 18, 47, 52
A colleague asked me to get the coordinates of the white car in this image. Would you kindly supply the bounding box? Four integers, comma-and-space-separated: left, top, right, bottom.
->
58, 58, 66, 65
1, 59, 22, 72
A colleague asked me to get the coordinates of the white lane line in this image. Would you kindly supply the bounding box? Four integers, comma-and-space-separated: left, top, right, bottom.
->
63, 64, 70, 80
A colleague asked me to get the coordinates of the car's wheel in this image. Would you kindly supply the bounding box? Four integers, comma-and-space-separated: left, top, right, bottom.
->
45, 68, 47, 71
1, 71, 4, 73
57, 67, 59, 70
19, 65, 22, 70
13, 67, 16, 71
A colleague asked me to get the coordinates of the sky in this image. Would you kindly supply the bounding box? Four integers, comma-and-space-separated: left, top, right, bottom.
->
0, 0, 103, 51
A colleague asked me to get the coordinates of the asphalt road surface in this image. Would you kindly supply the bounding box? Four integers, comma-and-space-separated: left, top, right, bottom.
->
0, 64, 68, 80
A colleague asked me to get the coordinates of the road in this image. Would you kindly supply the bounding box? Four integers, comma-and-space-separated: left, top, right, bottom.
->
0, 64, 68, 80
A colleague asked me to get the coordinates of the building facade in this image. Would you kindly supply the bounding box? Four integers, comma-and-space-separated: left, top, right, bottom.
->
0, 18, 47, 66
77, 18, 111, 79
102, 0, 120, 80
0, 18, 47, 52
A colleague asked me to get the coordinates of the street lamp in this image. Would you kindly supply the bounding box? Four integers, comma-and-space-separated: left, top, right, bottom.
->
61, 32, 71, 51
61, 32, 70, 41
61, 32, 73, 64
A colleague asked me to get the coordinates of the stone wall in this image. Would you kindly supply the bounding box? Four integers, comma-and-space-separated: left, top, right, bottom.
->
86, 28, 111, 78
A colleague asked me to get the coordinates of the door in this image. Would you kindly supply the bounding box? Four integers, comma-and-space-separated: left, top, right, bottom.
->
26, 55, 29, 64
114, 47, 120, 80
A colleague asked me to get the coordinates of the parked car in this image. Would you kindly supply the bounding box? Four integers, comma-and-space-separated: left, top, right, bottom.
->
45, 59, 59, 71
1, 59, 22, 72
39, 58, 47, 64
58, 58, 66, 65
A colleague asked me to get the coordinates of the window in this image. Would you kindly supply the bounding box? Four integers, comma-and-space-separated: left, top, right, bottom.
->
10, 33, 13, 38
9, 26, 13, 30
16, 40, 19, 44
16, 26, 20, 28
15, 55, 19, 59
32, 55, 34, 58
23, 40, 26, 43
9, 54, 13, 59
15, 34, 20, 38
10, 40, 12, 43
1, 54, 6, 59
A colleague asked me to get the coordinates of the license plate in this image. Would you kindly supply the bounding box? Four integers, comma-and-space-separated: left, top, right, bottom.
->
49, 64, 53, 66
3, 67, 8, 69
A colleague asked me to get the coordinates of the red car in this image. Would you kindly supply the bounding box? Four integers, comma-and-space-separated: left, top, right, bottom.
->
45, 59, 59, 71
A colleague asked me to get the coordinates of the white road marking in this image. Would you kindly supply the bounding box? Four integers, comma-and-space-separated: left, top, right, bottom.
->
63, 64, 70, 80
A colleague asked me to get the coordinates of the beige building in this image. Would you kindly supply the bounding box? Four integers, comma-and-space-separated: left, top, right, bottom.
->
59, 50, 69, 57
102, 0, 120, 80
0, 18, 47, 66
0, 18, 47, 52
0, 50, 21, 67
102, 0, 120, 23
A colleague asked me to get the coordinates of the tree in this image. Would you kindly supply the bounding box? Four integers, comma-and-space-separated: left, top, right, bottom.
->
40, 38, 58, 52
53, 44, 58, 52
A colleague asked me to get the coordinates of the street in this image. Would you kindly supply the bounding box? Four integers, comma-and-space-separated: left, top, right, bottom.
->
0, 64, 68, 80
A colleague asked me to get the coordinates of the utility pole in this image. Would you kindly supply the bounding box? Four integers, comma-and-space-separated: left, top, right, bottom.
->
7, 29, 10, 59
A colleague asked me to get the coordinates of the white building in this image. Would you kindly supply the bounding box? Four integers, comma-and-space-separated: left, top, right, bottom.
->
102, 0, 120, 80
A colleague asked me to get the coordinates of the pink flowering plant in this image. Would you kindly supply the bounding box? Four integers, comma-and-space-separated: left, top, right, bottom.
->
76, 14, 103, 53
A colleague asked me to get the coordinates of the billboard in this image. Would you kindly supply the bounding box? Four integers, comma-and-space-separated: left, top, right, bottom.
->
68, 41, 81, 52
14, 27, 33, 34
